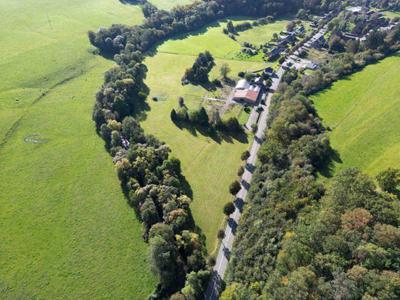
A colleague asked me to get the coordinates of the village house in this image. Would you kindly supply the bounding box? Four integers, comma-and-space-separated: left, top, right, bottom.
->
232, 79, 262, 105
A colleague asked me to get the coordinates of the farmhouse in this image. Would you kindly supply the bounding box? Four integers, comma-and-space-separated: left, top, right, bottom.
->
233, 79, 262, 105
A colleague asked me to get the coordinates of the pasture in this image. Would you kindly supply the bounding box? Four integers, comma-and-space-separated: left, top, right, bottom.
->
235, 19, 289, 45
149, 0, 194, 10
142, 19, 282, 252
157, 18, 292, 62
0, 0, 156, 298
313, 55, 400, 177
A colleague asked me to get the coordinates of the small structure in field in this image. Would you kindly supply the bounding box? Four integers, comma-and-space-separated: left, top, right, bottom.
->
232, 79, 262, 105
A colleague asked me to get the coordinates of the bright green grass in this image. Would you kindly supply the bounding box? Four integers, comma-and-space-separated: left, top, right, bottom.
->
149, 0, 193, 10
380, 10, 400, 19
0, 0, 156, 298
157, 21, 243, 60
235, 19, 289, 46
313, 55, 400, 177
158, 20, 278, 62
142, 40, 265, 252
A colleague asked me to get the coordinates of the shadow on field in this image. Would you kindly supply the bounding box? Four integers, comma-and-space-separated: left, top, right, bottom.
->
119, 0, 139, 5
172, 120, 248, 145
144, 20, 226, 59
319, 148, 342, 178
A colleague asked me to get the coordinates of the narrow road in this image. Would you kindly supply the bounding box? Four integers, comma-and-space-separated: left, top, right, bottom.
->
204, 67, 284, 300
204, 26, 328, 299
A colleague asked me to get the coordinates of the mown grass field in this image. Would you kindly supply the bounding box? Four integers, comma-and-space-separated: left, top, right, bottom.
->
235, 19, 289, 45
157, 18, 291, 62
313, 55, 400, 177
149, 0, 193, 10
380, 10, 400, 19
141, 19, 286, 252
0, 0, 156, 298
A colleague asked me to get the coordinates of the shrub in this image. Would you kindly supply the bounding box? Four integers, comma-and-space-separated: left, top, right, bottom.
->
229, 181, 241, 195
241, 151, 250, 161
237, 166, 245, 176
223, 202, 236, 216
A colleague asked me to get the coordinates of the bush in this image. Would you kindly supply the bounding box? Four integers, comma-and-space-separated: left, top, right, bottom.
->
223, 202, 236, 216
229, 181, 241, 195
241, 151, 250, 161
237, 166, 245, 176
218, 229, 226, 240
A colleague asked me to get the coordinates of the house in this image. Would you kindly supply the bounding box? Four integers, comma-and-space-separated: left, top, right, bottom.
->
305, 62, 318, 70
311, 35, 327, 48
233, 79, 262, 105
295, 25, 306, 35
346, 6, 363, 14
342, 32, 360, 41
268, 46, 284, 60
264, 67, 274, 77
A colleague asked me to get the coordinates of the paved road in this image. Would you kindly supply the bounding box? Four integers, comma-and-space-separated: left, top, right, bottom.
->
204, 27, 327, 300
204, 67, 284, 300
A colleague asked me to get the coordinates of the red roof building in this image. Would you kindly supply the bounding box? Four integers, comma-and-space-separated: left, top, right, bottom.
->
233, 81, 261, 104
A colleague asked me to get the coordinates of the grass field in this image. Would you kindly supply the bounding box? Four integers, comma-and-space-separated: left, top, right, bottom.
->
149, 0, 193, 10
142, 19, 284, 252
313, 55, 400, 177
379, 10, 400, 19
0, 0, 156, 298
235, 19, 289, 45
157, 19, 291, 62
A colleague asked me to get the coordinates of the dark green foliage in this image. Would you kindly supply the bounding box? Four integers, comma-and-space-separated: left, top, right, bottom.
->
329, 34, 345, 52
241, 151, 250, 161
229, 181, 241, 196
223, 85, 332, 297
376, 168, 400, 194
182, 51, 215, 84
223, 202, 236, 216
237, 166, 245, 176
218, 229, 226, 240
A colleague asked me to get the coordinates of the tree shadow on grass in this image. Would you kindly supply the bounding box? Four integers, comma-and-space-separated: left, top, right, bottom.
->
172, 119, 248, 145
144, 20, 226, 59
319, 148, 342, 178
119, 0, 140, 5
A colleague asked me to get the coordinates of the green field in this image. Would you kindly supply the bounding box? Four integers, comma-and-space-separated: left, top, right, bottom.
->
380, 10, 400, 19
142, 19, 282, 252
313, 55, 400, 177
149, 0, 193, 10
0, 0, 156, 298
157, 18, 291, 62
235, 19, 289, 45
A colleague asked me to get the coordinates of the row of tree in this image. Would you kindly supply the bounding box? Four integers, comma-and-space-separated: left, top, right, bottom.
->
171, 105, 243, 134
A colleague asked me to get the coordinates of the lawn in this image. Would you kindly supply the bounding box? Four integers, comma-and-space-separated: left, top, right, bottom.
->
312, 55, 400, 177
0, 0, 156, 298
149, 0, 194, 10
235, 19, 290, 46
142, 19, 282, 252
157, 18, 293, 63
379, 10, 400, 19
